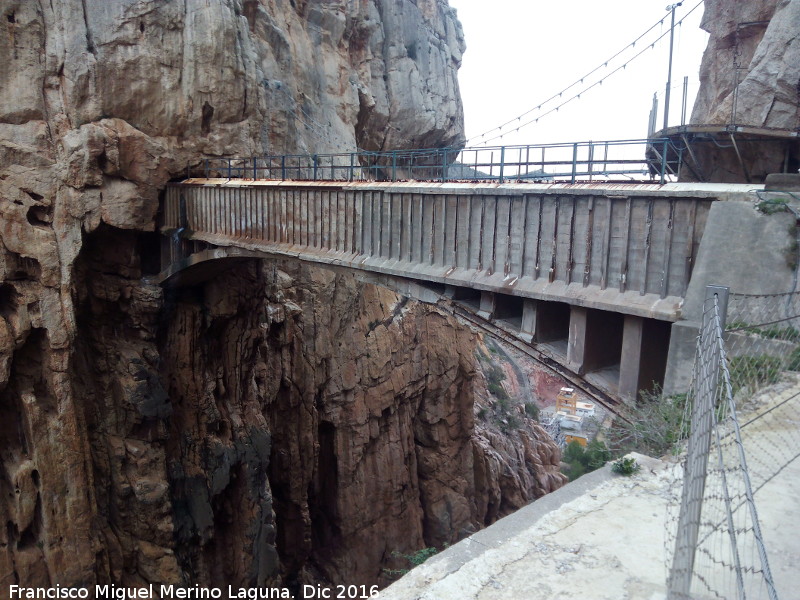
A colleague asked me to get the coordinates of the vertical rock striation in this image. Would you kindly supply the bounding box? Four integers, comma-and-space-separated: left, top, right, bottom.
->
687, 0, 800, 181
0, 0, 563, 590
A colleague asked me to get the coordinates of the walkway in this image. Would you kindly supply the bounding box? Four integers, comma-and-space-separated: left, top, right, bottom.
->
378, 381, 800, 600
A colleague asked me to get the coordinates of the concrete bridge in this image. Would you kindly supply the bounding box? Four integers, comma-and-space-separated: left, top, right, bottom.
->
158, 178, 759, 403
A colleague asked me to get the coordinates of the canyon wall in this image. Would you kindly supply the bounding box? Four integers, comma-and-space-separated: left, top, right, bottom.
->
0, 0, 564, 590
686, 0, 800, 181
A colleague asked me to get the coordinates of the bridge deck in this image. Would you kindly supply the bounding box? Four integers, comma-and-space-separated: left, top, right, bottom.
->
162, 179, 755, 321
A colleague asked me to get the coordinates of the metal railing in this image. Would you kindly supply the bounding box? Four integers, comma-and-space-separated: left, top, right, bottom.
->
190, 138, 677, 185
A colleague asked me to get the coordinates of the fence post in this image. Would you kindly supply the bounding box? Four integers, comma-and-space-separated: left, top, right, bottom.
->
252, 157, 257, 180
571, 143, 578, 184
499, 146, 505, 183
661, 139, 669, 184
227, 158, 232, 179
667, 285, 729, 600
313, 155, 318, 180
392, 151, 397, 182
349, 152, 355, 181
281, 156, 286, 180
441, 148, 448, 182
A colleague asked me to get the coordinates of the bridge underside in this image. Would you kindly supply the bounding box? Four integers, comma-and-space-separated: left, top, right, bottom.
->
156, 242, 671, 405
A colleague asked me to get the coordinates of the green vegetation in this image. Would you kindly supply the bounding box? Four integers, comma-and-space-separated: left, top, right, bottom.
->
727, 321, 800, 342
727, 355, 782, 394
561, 440, 611, 481
603, 391, 689, 458
488, 381, 510, 402
787, 347, 800, 371
524, 402, 540, 420
611, 456, 641, 476
756, 197, 790, 214
384, 547, 440, 578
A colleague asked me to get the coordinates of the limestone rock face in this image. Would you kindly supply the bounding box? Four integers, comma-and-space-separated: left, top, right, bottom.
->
687, 0, 800, 181
692, 0, 799, 130
0, 0, 564, 590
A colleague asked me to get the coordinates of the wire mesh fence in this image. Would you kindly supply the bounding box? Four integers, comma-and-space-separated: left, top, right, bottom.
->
665, 287, 800, 600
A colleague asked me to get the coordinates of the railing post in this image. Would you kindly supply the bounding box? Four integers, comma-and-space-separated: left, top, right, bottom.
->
661, 139, 668, 184
252, 157, 257, 180
392, 151, 397, 182
571, 143, 578, 183
441, 148, 448, 182
681, 76, 689, 126
499, 146, 505, 183
313, 154, 318, 180
204, 158, 209, 178
668, 285, 729, 600
281, 155, 286, 180
227, 158, 232, 179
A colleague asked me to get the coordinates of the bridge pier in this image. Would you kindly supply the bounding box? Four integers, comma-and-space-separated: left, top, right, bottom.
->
478, 291, 496, 319
568, 307, 624, 380
520, 299, 538, 343
619, 316, 645, 403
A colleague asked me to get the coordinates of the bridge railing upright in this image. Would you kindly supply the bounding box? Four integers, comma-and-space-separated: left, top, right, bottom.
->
191, 138, 676, 184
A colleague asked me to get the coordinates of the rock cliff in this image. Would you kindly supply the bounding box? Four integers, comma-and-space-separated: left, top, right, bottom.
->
687, 0, 800, 181
0, 0, 564, 590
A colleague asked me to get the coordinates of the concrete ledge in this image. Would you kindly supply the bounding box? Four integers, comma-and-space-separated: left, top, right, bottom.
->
423, 461, 622, 577
378, 453, 676, 600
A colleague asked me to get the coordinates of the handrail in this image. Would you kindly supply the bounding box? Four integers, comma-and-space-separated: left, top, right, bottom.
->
190, 138, 678, 184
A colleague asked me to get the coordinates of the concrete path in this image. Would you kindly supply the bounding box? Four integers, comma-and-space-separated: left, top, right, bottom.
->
378, 385, 800, 600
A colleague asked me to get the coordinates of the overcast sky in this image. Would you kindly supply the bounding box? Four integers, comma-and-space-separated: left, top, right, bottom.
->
447, 0, 709, 149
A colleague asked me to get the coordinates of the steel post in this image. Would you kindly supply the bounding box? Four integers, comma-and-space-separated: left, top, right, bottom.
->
667, 285, 728, 600
571, 143, 578, 183
663, 3, 683, 131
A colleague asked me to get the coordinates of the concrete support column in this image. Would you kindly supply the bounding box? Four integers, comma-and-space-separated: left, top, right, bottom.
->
478, 291, 496, 319
619, 315, 645, 403
567, 306, 588, 374
663, 321, 700, 396
520, 299, 538, 343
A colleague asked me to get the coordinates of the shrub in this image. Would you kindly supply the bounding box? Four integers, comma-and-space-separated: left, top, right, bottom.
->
612, 456, 640, 476
384, 547, 439, 579
524, 402, 540, 420
561, 439, 611, 481
488, 381, 510, 401
603, 391, 688, 457
727, 355, 782, 394
756, 198, 789, 214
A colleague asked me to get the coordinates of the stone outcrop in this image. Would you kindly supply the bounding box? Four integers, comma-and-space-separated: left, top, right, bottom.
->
685, 0, 800, 181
